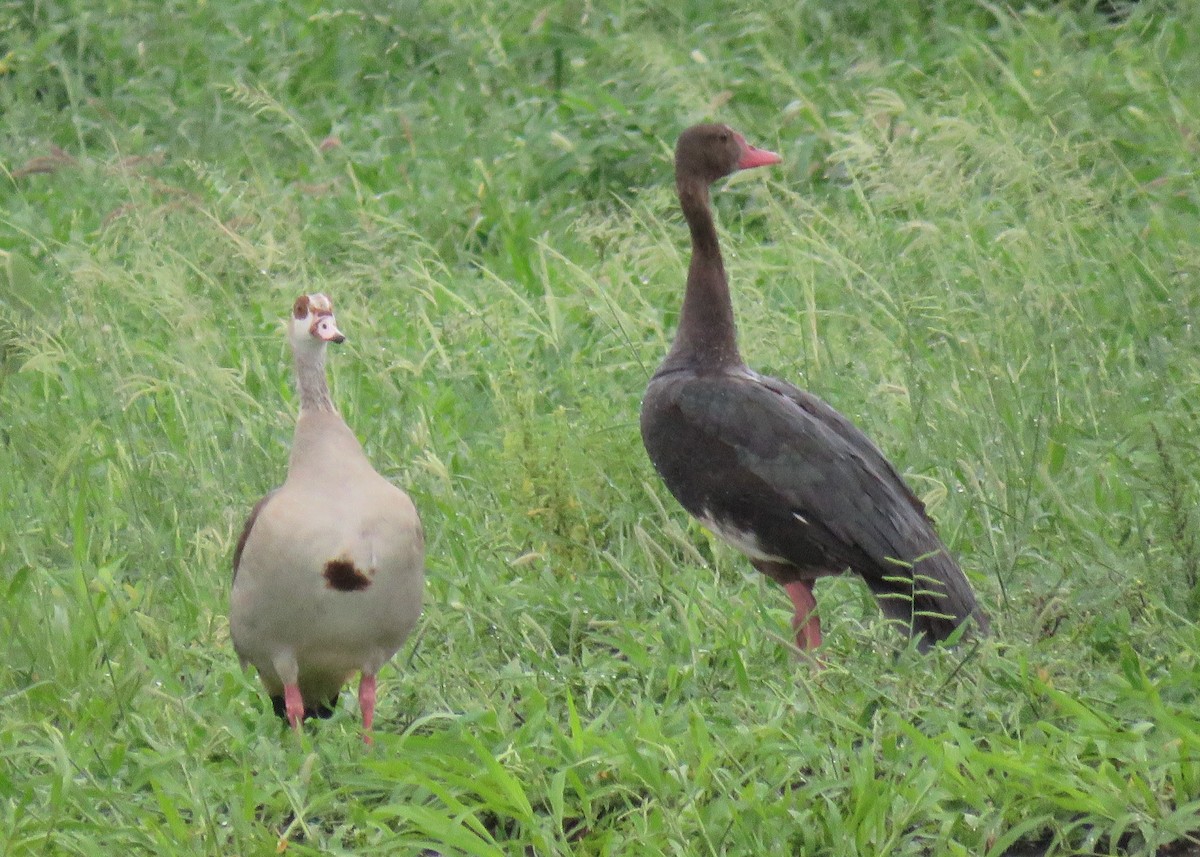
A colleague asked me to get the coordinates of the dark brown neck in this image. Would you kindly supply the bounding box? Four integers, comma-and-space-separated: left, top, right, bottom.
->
662, 176, 742, 372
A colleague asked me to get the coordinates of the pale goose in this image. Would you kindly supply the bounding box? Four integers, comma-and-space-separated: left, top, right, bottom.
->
231, 293, 425, 740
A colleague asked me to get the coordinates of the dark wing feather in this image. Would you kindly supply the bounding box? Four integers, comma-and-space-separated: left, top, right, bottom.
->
233, 488, 279, 582
753, 373, 929, 514
669, 373, 927, 569
643, 369, 987, 645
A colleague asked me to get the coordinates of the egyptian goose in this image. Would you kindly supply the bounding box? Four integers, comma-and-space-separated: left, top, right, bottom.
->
231, 294, 425, 740
640, 124, 988, 652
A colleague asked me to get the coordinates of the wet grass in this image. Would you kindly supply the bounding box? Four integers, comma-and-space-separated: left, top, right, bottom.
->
3, 0, 1200, 854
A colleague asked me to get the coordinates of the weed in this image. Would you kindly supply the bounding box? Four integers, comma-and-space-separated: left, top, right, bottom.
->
3, 0, 1200, 854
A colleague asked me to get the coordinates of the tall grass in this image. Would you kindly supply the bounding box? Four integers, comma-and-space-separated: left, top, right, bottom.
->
3, 0, 1200, 853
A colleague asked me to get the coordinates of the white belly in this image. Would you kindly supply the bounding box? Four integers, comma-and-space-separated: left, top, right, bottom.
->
698, 511, 789, 563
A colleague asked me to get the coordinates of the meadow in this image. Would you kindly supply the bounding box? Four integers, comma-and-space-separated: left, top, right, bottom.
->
3, 0, 1200, 853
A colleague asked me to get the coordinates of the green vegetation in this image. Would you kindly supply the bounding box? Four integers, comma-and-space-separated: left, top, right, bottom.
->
3, 0, 1200, 853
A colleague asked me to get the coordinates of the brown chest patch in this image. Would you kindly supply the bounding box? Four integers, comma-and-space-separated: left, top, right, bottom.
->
323, 558, 371, 591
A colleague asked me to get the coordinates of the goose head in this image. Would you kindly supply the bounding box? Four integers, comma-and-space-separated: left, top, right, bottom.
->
674, 123, 781, 186
289, 293, 345, 351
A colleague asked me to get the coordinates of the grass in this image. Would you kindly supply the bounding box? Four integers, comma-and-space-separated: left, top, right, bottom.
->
2, 0, 1200, 853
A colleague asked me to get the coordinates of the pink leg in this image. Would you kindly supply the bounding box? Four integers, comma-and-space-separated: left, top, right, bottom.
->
283, 683, 305, 732
784, 581, 823, 650
358, 673, 377, 745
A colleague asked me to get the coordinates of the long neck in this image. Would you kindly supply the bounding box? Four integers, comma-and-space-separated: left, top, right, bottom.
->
288, 344, 369, 480
664, 176, 742, 371
293, 345, 337, 414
